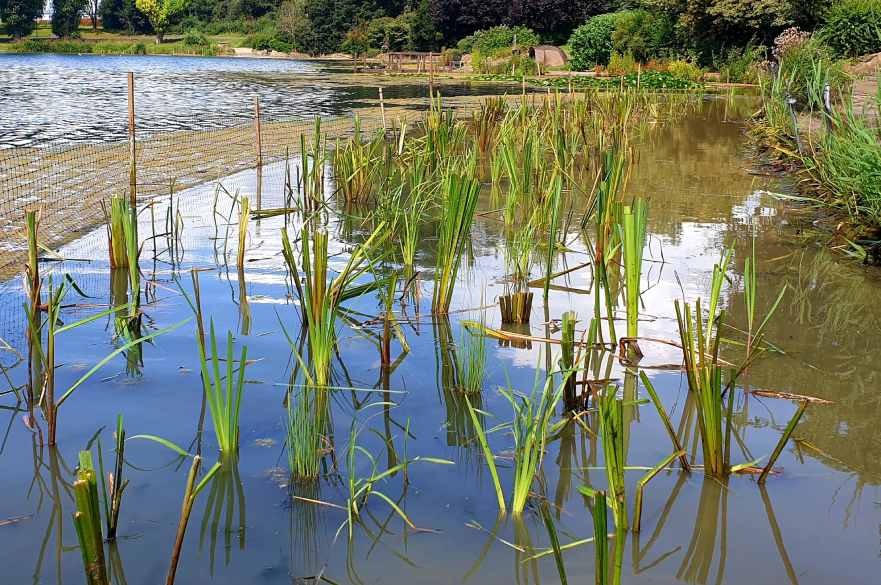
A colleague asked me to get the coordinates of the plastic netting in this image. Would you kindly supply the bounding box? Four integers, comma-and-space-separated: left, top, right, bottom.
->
0, 90, 493, 280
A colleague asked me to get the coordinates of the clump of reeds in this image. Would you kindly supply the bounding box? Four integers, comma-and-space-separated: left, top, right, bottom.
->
72, 451, 109, 585
333, 116, 388, 204
432, 171, 480, 314
503, 373, 565, 515
287, 385, 326, 481
281, 221, 387, 386
104, 196, 140, 271
197, 321, 248, 455
500, 214, 537, 324
456, 330, 486, 394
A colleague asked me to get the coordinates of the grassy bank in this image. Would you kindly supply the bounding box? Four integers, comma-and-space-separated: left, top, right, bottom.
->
751, 57, 881, 257
0, 25, 244, 56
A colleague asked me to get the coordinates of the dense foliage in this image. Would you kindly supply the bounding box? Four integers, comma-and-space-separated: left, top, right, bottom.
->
819, 0, 881, 57
456, 25, 539, 54
100, 0, 154, 34
0, 0, 43, 37
52, 0, 88, 37
568, 12, 630, 69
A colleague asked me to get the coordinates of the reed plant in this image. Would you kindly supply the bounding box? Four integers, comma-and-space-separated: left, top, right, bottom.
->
502, 373, 565, 515
578, 485, 609, 585
333, 117, 387, 204
73, 451, 109, 585
500, 215, 537, 324
456, 330, 486, 394
675, 299, 730, 478
621, 198, 648, 349
341, 421, 453, 538
281, 221, 387, 385
27, 279, 185, 446
167, 455, 221, 585
400, 193, 428, 268
432, 172, 480, 314
596, 385, 627, 530
237, 196, 249, 270
25, 210, 41, 407
300, 119, 328, 212
287, 385, 325, 481
96, 415, 128, 540
197, 322, 248, 455
105, 196, 137, 270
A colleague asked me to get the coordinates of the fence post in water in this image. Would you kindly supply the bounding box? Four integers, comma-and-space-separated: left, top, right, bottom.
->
378, 87, 387, 132
254, 96, 263, 211
127, 72, 136, 209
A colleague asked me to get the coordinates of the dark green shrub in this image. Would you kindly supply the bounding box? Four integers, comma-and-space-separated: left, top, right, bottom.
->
457, 25, 540, 54
182, 28, 211, 47
820, 0, 881, 57
568, 12, 632, 70
611, 10, 672, 63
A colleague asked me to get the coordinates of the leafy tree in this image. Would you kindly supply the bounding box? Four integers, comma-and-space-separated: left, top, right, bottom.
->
408, 0, 438, 50
568, 12, 631, 69
100, 0, 153, 33
638, 0, 796, 56
134, 0, 190, 42
86, 0, 99, 29
611, 9, 673, 61
278, 0, 317, 52
430, 0, 511, 45
519, 0, 617, 44
52, 0, 88, 38
305, 0, 383, 54
0, 0, 43, 37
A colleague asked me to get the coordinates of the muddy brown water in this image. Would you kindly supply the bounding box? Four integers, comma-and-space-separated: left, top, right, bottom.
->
0, 96, 880, 585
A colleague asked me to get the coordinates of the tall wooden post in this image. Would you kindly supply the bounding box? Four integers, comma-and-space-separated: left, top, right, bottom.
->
127, 72, 137, 209
378, 87, 387, 132
254, 95, 263, 211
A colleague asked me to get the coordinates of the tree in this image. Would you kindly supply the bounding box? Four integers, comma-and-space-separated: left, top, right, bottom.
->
100, 0, 153, 33
134, 0, 189, 43
278, 0, 317, 52
408, 0, 437, 50
86, 0, 100, 29
306, 0, 382, 54
53, 0, 88, 37
0, 0, 43, 37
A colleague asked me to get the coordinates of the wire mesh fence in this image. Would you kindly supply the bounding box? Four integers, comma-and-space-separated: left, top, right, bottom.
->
0, 74, 503, 281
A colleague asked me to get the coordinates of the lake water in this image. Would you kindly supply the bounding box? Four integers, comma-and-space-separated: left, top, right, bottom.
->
0, 53, 514, 148
0, 62, 880, 585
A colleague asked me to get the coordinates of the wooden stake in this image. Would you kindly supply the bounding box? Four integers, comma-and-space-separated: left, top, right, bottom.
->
127, 73, 136, 209
378, 87, 387, 132
254, 96, 263, 211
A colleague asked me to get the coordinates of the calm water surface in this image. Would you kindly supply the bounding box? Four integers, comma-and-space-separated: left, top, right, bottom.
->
0, 99, 880, 585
